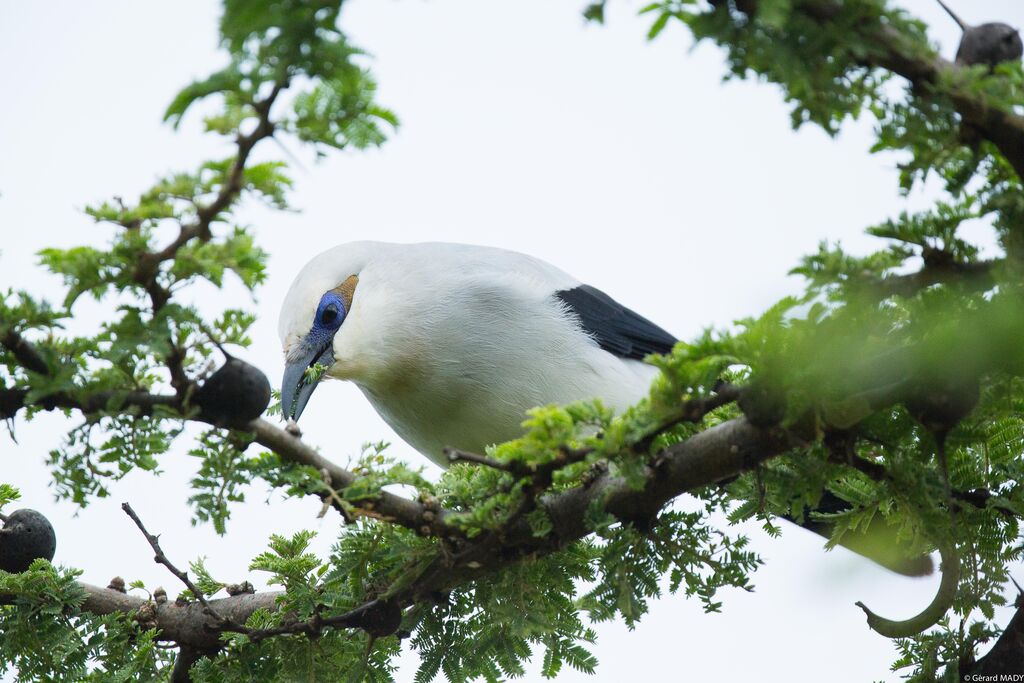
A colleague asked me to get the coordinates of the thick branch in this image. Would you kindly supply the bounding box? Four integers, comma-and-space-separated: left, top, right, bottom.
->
964, 595, 1024, 676
868, 28, 1024, 181
0, 385, 178, 420
873, 257, 998, 299
9, 416, 789, 650
0, 378, 443, 536
540, 418, 794, 546
733, 0, 1024, 179
170, 647, 214, 683
78, 582, 280, 649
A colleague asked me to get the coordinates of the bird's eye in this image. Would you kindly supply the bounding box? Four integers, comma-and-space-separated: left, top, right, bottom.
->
320, 303, 341, 327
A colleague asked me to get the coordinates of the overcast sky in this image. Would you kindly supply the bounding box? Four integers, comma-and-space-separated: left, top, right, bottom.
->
2, 1, 1022, 681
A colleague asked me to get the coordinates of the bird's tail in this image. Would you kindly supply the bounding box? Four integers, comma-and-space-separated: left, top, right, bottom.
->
935, 0, 969, 31
786, 491, 934, 577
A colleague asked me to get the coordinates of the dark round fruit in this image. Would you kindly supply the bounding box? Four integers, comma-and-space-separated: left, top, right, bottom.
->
349, 600, 403, 638
0, 509, 56, 573
194, 357, 271, 424
738, 380, 786, 429
957, 23, 1023, 67
905, 375, 980, 434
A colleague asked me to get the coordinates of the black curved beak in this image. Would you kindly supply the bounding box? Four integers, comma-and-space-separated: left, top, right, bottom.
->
281, 339, 335, 422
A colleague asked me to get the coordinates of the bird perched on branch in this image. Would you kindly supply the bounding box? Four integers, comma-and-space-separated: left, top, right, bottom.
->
935, 0, 1022, 67
279, 241, 931, 576
279, 241, 668, 461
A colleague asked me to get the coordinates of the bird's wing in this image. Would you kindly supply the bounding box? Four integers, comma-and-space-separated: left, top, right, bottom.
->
554, 284, 677, 361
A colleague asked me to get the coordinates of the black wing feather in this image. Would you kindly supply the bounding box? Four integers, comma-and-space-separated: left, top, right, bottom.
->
554, 284, 677, 360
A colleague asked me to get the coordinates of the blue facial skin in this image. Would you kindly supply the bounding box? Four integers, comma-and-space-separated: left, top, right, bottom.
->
307, 292, 346, 349
281, 291, 347, 421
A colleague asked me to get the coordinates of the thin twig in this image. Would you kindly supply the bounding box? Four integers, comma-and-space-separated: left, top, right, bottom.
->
636, 382, 742, 452
445, 386, 741, 480
129, 78, 289, 399
244, 599, 385, 642
445, 444, 594, 480
119, 506, 397, 643
121, 502, 238, 630
444, 448, 516, 471
826, 439, 1019, 518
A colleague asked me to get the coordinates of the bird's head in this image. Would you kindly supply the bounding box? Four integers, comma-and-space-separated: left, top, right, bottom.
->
278, 244, 371, 422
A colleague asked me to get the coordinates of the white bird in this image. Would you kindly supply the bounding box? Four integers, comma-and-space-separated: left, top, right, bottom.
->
278, 241, 674, 466
278, 240, 934, 577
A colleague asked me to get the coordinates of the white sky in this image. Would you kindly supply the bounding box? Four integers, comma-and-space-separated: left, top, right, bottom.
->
1, 1, 1022, 681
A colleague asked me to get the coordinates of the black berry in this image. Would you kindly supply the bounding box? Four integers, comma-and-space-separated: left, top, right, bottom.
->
194, 356, 271, 424
905, 375, 980, 434
349, 600, 403, 638
957, 23, 1023, 67
738, 380, 786, 429
0, 509, 56, 573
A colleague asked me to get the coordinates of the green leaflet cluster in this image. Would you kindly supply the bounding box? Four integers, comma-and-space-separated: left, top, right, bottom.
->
0, 562, 170, 682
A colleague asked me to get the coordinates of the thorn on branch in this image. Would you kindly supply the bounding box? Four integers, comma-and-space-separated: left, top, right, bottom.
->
134, 600, 159, 630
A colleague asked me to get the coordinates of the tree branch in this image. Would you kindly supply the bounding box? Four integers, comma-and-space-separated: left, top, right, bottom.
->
76, 582, 280, 650
537, 418, 795, 547
245, 418, 447, 535
0, 385, 178, 421
0, 328, 50, 375
825, 439, 1019, 518
51, 415, 791, 649
963, 592, 1024, 676
132, 80, 286, 287
733, 0, 1024, 179
129, 80, 287, 398
872, 257, 998, 299
0, 374, 445, 537
170, 647, 215, 683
